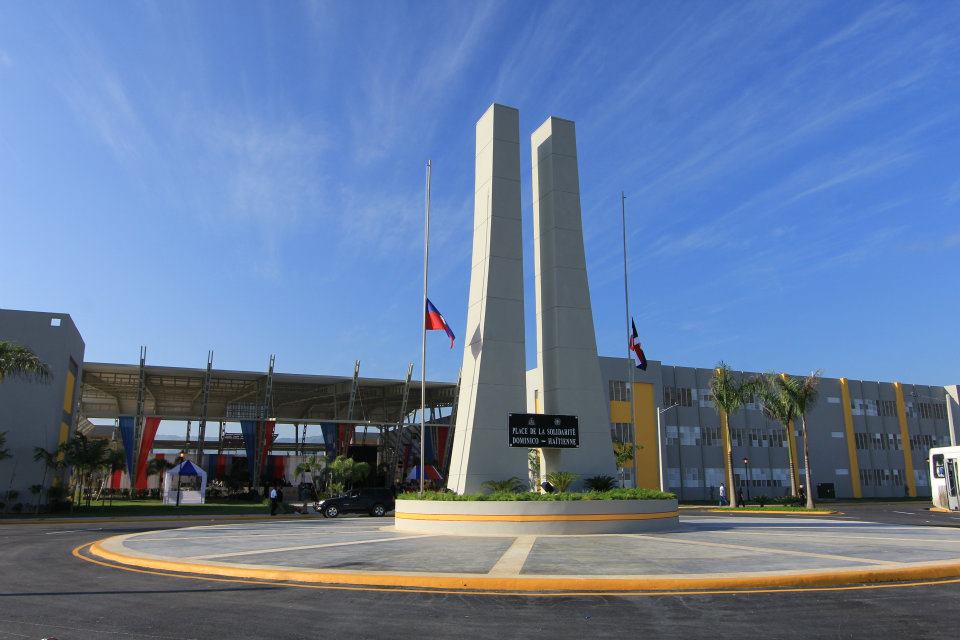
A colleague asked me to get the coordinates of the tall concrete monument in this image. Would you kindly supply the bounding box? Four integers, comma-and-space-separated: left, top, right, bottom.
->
445, 104, 529, 493
531, 117, 618, 484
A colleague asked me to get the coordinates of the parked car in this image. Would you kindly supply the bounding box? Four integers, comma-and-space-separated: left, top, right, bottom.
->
316, 487, 395, 518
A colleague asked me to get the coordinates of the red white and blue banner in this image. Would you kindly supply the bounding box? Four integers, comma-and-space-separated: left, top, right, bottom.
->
425, 298, 455, 348
629, 318, 648, 371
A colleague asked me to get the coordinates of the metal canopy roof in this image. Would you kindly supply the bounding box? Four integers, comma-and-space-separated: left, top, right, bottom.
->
80, 362, 457, 425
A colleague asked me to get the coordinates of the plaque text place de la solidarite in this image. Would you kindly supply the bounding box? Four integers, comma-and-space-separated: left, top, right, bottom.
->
508, 414, 580, 448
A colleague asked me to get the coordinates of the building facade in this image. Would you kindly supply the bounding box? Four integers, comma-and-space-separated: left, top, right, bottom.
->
593, 357, 956, 500
0, 309, 85, 504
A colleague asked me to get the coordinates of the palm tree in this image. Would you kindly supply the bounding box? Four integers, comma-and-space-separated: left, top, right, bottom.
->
96, 448, 126, 503
0, 341, 50, 383
757, 374, 799, 497
612, 441, 637, 488
60, 433, 111, 507
781, 371, 822, 509
545, 470, 578, 493
148, 457, 175, 497
709, 362, 758, 508
328, 456, 371, 492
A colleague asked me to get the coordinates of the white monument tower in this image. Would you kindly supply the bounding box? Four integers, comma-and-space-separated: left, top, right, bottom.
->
531, 116, 618, 485
445, 104, 529, 494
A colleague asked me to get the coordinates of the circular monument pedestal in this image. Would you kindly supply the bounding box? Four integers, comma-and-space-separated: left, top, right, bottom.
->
394, 498, 679, 535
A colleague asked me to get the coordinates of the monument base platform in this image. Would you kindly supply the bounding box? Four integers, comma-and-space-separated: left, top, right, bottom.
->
394, 498, 679, 535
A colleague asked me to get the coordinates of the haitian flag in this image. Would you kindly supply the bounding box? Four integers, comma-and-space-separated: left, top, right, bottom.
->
629, 318, 647, 370
425, 299, 455, 348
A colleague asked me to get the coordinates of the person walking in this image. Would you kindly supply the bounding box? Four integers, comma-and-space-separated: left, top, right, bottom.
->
269, 485, 279, 516
718, 483, 727, 507
736, 487, 745, 508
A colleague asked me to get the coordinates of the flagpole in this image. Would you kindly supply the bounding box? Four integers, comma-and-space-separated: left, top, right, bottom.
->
420, 160, 432, 496
621, 192, 636, 488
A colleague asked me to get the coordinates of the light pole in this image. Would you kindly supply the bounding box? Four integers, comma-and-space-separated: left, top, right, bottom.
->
743, 456, 751, 502
657, 403, 680, 492
175, 450, 185, 507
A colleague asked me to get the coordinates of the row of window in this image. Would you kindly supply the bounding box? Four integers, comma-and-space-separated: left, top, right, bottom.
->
859, 468, 907, 487
854, 432, 902, 451
665, 467, 791, 489
663, 385, 694, 408
731, 427, 786, 449
608, 380, 631, 402
915, 402, 948, 420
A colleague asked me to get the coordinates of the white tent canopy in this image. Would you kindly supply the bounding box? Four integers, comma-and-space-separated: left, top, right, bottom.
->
162, 460, 207, 505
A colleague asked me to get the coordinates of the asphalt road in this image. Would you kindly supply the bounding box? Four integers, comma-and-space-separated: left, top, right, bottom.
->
1, 510, 960, 640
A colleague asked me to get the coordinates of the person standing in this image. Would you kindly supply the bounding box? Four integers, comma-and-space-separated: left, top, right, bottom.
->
269, 485, 279, 516
718, 483, 727, 507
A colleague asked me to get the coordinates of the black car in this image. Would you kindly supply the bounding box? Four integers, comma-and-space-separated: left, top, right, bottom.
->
316, 487, 395, 518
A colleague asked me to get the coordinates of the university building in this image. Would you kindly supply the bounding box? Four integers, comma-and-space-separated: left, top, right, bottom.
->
593, 357, 959, 500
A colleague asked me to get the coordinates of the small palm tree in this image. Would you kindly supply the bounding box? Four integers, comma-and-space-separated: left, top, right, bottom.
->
584, 475, 617, 491
781, 371, 822, 509
612, 441, 637, 488
480, 477, 525, 493
709, 362, 759, 508
0, 341, 50, 383
757, 374, 799, 497
545, 470, 578, 493
29, 484, 42, 513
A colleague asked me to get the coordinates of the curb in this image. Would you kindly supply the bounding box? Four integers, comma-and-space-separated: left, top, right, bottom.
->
704, 509, 840, 516
0, 514, 296, 526
86, 533, 960, 594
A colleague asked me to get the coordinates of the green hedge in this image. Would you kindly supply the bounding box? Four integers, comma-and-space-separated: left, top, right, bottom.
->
397, 488, 676, 501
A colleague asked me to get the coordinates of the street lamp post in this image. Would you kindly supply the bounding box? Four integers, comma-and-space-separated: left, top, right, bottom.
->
175, 450, 185, 507
657, 403, 680, 492
743, 457, 751, 502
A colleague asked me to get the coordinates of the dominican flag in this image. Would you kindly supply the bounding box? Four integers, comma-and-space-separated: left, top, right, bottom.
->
425, 298, 455, 349
629, 318, 647, 370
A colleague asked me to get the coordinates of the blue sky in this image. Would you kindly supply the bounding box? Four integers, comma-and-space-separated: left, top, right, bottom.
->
2, 1, 958, 388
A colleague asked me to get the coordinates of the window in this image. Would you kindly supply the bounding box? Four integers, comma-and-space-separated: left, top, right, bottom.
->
701, 427, 721, 447
663, 386, 692, 408
878, 400, 897, 417
610, 422, 634, 443
608, 380, 631, 402
50, 318, 61, 327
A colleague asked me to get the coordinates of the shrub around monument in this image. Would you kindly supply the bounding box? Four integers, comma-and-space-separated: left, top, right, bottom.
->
398, 487, 675, 501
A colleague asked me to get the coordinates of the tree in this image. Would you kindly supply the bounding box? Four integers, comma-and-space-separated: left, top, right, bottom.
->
757, 374, 799, 497
709, 362, 759, 508
148, 457, 175, 496
59, 433, 111, 507
612, 441, 637, 488
328, 456, 370, 493
781, 371, 822, 509
0, 341, 50, 383
480, 477, 525, 493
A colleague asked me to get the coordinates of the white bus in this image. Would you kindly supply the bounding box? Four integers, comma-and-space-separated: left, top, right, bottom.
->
930, 446, 960, 511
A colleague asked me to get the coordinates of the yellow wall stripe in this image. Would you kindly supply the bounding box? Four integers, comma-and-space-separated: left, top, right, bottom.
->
839, 378, 862, 498
62, 370, 76, 414
893, 382, 916, 497
632, 382, 660, 490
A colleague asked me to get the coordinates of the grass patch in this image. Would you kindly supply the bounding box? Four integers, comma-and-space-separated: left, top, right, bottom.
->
398, 488, 676, 501
2, 500, 270, 519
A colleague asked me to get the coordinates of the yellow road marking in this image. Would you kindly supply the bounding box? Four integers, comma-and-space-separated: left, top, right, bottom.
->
71, 542, 960, 598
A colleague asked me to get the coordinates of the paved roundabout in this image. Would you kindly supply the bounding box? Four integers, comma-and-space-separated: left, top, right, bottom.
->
81, 513, 960, 594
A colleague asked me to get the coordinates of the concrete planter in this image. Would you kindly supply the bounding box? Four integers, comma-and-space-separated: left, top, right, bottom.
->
395, 498, 679, 535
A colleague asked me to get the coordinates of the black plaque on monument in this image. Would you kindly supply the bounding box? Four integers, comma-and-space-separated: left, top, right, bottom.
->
508, 413, 579, 448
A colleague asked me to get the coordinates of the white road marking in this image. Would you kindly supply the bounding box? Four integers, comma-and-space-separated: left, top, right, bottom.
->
488, 536, 537, 576
891, 511, 916, 515
185, 534, 435, 560
44, 529, 102, 535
